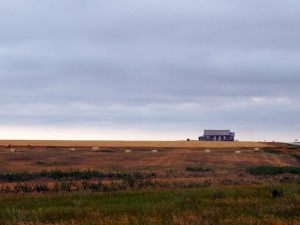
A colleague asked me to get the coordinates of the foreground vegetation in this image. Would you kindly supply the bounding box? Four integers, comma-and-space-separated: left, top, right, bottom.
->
0, 184, 299, 225
1, 165, 299, 182
0, 142, 298, 224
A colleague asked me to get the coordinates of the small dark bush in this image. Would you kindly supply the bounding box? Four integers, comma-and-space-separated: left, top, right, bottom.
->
212, 191, 227, 200
280, 176, 294, 183
291, 154, 300, 161
270, 189, 284, 198
33, 183, 49, 192
202, 180, 212, 187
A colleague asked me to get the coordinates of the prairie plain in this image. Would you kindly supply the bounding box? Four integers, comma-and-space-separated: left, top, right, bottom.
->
0, 140, 299, 225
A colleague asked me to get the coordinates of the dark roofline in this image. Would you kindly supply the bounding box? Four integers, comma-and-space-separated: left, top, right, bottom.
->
203, 130, 234, 136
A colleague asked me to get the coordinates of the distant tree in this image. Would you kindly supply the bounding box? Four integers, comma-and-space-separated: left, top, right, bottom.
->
295, 139, 298, 142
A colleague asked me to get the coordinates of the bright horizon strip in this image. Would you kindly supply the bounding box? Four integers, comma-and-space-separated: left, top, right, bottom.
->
0, 126, 296, 142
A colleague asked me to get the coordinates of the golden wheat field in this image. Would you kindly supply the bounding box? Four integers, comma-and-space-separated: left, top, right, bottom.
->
0, 140, 275, 148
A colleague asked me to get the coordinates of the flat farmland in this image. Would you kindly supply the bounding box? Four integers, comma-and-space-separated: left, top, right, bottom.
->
0, 140, 274, 148
0, 140, 299, 225
0, 140, 298, 172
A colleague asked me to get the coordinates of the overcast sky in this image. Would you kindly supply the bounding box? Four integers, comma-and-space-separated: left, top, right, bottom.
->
0, 0, 299, 141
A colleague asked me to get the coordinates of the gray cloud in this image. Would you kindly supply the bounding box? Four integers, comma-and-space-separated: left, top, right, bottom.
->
0, 0, 299, 140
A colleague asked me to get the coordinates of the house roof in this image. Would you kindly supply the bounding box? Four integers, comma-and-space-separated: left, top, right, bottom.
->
204, 130, 233, 136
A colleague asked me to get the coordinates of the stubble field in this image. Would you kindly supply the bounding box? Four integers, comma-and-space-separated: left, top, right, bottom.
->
0, 140, 297, 172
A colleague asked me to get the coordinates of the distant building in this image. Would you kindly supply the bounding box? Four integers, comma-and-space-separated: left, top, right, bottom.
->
199, 130, 235, 141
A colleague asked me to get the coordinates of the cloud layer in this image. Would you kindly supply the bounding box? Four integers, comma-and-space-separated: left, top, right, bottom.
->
0, 0, 299, 141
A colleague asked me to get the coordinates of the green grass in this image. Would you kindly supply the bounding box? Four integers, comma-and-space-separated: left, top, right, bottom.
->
0, 185, 299, 225
247, 166, 300, 175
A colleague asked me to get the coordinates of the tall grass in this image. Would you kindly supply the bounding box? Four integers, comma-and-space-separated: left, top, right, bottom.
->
0, 185, 299, 225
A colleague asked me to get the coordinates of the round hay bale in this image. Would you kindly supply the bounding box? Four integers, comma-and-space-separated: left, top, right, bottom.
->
152, 149, 158, 153
4, 144, 10, 148
254, 148, 260, 152
92, 147, 99, 151
10, 148, 16, 153
204, 149, 211, 153
125, 149, 132, 153
70, 148, 76, 152
235, 151, 241, 154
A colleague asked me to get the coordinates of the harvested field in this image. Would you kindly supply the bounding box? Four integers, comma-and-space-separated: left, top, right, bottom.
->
0, 142, 298, 172
0, 140, 275, 148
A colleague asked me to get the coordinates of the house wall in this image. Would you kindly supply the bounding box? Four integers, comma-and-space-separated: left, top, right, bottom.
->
199, 135, 234, 141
